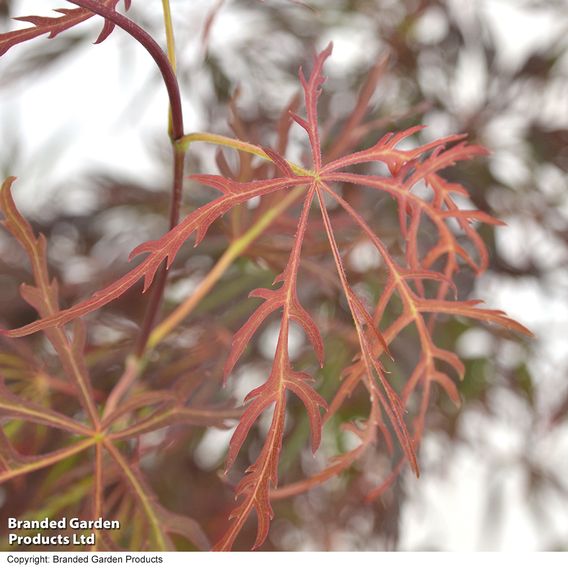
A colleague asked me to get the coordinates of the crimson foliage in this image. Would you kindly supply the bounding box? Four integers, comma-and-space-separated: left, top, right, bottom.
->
0, 2, 531, 551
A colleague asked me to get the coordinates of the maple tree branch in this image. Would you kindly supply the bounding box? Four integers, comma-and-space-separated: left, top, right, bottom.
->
133, 145, 186, 358
56, 3, 187, 361
67, 0, 183, 140
131, 0, 186, 357
56, 2, 188, 360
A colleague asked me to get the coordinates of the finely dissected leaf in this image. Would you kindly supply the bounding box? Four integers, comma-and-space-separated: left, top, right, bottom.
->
109, 403, 242, 441
156, 507, 210, 551
0, 437, 96, 484
103, 442, 208, 551
216, 182, 327, 550
0, 178, 55, 289
315, 185, 419, 476
0, 39, 533, 551
0, 382, 91, 435
416, 298, 533, 335
0, 1, 131, 56
223, 282, 324, 381
215, 45, 528, 523
1, 175, 305, 337
0, 428, 21, 473
322, 126, 466, 175
0, 178, 99, 425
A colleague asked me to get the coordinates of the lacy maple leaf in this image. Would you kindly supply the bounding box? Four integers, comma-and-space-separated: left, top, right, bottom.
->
1, 43, 532, 550
0, 1, 131, 56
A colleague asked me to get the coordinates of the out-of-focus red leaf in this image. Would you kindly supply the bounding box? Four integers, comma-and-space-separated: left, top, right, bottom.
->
0, 1, 131, 56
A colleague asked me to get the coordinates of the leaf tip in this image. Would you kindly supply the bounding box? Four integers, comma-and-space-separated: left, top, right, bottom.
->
322, 41, 333, 58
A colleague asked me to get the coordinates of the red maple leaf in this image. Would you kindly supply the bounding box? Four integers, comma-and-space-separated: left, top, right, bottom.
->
1, 44, 532, 550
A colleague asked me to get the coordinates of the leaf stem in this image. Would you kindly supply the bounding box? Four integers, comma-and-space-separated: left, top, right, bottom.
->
176, 133, 312, 176
161, 0, 177, 138
63, 1, 188, 355
108, 405, 243, 441
62, 2, 187, 358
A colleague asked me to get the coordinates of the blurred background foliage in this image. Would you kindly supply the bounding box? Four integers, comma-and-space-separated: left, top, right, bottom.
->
0, 0, 567, 551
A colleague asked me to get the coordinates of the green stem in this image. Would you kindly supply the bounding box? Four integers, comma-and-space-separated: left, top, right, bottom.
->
161, 0, 177, 138
177, 132, 312, 176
